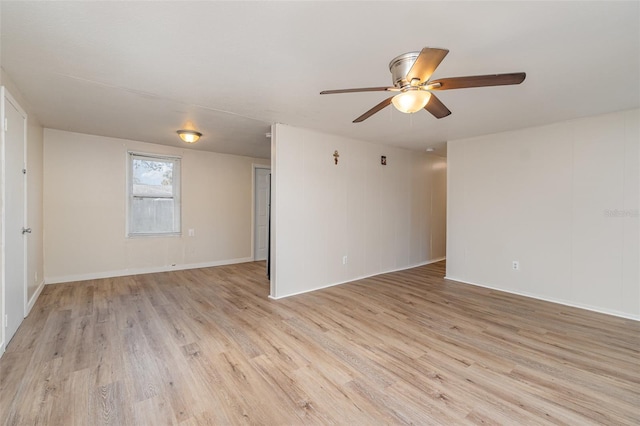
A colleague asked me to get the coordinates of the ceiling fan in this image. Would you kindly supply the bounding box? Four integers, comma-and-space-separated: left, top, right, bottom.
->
320, 47, 526, 123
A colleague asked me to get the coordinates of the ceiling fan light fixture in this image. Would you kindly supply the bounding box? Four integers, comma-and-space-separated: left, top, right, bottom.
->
392, 90, 431, 114
177, 130, 202, 143
320, 47, 525, 122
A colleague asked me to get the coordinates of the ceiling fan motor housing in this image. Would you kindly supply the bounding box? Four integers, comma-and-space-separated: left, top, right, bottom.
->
389, 51, 420, 87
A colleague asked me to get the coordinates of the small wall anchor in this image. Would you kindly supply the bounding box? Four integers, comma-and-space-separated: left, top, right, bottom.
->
333, 150, 339, 165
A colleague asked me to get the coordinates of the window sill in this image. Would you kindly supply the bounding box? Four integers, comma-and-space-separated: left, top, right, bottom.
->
127, 232, 182, 238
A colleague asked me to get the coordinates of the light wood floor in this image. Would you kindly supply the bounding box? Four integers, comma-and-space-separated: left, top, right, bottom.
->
1, 261, 638, 425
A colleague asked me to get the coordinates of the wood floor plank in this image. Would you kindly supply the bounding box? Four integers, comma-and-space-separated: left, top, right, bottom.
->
134, 395, 177, 426
1, 260, 638, 425
289, 362, 383, 425
89, 380, 132, 425
179, 342, 237, 425
249, 354, 334, 424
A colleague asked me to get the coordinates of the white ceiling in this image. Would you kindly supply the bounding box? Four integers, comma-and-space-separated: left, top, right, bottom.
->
1, 1, 638, 159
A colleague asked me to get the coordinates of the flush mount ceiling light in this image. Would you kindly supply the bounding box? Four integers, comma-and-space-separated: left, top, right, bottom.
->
177, 130, 202, 143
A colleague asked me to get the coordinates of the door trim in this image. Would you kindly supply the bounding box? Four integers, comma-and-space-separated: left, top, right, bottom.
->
1, 86, 28, 356
251, 164, 271, 261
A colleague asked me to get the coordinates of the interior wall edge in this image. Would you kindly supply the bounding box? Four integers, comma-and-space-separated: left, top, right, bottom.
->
271, 257, 446, 300
44, 256, 254, 285
444, 275, 640, 322
26, 279, 45, 315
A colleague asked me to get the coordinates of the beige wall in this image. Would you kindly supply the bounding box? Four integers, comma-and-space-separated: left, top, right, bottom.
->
271, 124, 447, 298
44, 129, 269, 283
447, 109, 639, 319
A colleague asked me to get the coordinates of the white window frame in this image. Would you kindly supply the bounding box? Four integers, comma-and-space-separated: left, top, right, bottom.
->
127, 152, 182, 237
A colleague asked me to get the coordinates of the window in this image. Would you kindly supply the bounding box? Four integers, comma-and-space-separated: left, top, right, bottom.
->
128, 153, 181, 236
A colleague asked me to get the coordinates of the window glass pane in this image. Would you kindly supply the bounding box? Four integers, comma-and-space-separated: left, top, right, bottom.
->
132, 159, 174, 197
128, 154, 180, 236
130, 198, 176, 234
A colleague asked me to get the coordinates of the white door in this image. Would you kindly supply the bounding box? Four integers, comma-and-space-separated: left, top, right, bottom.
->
2, 88, 27, 346
254, 167, 270, 261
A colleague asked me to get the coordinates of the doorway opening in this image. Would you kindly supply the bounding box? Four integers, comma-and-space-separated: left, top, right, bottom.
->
253, 166, 271, 266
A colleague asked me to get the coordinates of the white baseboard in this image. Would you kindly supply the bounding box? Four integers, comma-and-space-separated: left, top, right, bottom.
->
45, 256, 254, 285
444, 275, 640, 322
26, 280, 45, 315
269, 257, 446, 300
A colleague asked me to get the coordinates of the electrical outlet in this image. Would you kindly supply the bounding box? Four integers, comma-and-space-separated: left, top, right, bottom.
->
512, 261, 520, 271
342, 256, 348, 265
188, 229, 195, 237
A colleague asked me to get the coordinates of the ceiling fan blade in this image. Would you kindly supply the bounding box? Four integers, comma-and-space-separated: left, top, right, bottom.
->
353, 96, 394, 123
424, 93, 451, 119
406, 47, 449, 83
430, 72, 526, 90
320, 87, 395, 95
